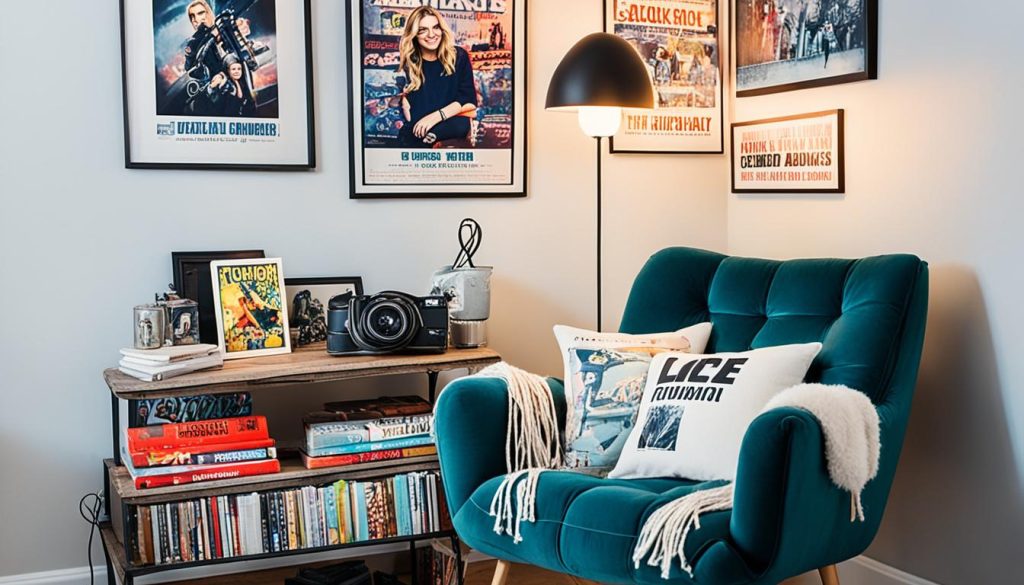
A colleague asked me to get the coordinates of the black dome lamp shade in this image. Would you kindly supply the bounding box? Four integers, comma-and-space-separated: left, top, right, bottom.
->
546, 32, 655, 137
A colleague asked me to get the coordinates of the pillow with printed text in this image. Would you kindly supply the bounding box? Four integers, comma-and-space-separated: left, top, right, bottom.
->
608, 343, 822, 482
553, 323, 713, 472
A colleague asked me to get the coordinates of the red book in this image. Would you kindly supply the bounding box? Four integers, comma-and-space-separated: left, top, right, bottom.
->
211, 496, 222, 559
133, 458, 281, 489
299, 445, 437, 469
126, 416, 269, 451
130, 438, 277, 467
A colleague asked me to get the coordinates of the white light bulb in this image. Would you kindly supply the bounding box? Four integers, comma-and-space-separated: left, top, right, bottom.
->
577, 106, 622, 137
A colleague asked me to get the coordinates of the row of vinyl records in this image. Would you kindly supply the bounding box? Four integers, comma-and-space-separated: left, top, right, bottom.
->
128, 471, 452, 566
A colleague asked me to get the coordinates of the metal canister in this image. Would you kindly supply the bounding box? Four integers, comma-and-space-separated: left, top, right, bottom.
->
134, 304, 167, 350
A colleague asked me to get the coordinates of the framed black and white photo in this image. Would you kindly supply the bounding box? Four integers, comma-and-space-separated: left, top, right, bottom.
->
605, 0, 724, 154
731, 109, 845, 193
734, 0, 876, 97
172, 250, 266, 344
284, 277, 364, 347
121, 0, 315, 170
347, 0, 527, 198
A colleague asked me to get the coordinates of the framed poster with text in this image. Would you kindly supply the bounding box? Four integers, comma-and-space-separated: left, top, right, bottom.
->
605, 0, 723, 154
347, 0, 527, 198
731, 109, 845, 193
734, 0, 877, 97
121, 0, 316, 170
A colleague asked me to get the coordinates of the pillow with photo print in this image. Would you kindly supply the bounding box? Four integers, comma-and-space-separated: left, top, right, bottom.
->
553, 323, 712, 472
609, 343, 822, 482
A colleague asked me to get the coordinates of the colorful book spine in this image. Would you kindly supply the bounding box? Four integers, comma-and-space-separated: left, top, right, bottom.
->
127, 416, 269, 451
133, 459, 281, 489
305, 415, 434, 451
299, 445, 437, 469
131, 438, 276, 467
305, 435, 434, 458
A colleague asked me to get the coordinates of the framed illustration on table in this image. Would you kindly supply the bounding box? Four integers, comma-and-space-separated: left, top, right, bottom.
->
347, 0, 527, 198
731, 109, 845, 193
604, 0, 724, 154
210, 257, 291, 359
284, 277, 364, 347
120, 0, 315, 170
734, 0, 877, 97
172, 250, 266, 345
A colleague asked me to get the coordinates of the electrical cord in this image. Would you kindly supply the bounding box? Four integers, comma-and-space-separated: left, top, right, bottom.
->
450, 218, 482, 270
79, 492, 104, 585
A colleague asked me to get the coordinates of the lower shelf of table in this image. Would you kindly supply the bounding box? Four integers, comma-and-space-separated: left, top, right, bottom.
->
100, 522, 456, 580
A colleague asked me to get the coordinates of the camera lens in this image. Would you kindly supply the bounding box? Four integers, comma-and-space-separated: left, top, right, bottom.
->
366, 302, 409, 341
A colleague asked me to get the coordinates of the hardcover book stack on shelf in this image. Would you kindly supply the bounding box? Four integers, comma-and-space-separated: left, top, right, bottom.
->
126, 471, 451, 566
301, 396, 437, 470
118, 344, 223, 382
123, 405, 280, 489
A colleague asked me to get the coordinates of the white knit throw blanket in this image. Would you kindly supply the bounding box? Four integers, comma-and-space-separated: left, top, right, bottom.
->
475, 362, 563, 543
633, 383, 882, 579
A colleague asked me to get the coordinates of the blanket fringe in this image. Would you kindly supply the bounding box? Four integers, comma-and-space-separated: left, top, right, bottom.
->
478, 363, 562, 541
632, 484, 735, 579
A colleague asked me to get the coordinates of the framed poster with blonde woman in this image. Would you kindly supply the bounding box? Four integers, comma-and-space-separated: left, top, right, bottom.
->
347, 1, 526, 198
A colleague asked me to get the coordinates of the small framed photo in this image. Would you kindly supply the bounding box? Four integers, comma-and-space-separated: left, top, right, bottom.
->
731, 109, 845, 193
210, 258, 291, 359
172, 250, 266, 345
120, 0, 316, 169
284, 277, 365, 347
734, 0, 877, 97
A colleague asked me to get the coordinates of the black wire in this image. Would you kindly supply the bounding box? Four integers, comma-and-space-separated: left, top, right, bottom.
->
450, 218, 482, 270
79, 492, 104, 585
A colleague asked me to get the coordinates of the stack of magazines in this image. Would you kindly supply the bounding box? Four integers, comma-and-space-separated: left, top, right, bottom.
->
300, 396, 436, 469
118, 344, 223, 382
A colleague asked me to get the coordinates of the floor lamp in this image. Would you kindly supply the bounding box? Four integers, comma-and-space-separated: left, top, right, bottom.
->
545, 33, 654, 332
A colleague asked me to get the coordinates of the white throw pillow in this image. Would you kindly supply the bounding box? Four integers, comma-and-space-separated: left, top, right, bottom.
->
553, 323, 713, 472
608, 343, 822, 482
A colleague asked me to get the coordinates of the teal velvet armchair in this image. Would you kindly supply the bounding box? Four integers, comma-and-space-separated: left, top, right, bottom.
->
435, 247, 928, 585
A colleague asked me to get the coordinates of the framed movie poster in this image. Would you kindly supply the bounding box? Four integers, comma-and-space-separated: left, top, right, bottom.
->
731, 109, 845, 193
605, 0, 724, 154
121, 0, 315, 170
347, 0, 527, 198
735, 0, 877, 97
210, 258, 291, 359
284, 277, 364, 347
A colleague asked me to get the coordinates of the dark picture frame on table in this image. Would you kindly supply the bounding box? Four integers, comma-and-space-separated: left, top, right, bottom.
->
284, 277, 365, 347
734, 0, 877, 97
172, 250, 266, 345
346, 0, 527, 198
120, 0, 316, 170
731, 109, 845, 193
603, 0, 724, 154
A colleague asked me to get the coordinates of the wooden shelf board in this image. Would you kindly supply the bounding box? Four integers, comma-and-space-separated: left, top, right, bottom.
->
100, 523, 128, 585
106, 455, 441, 504
104, 345, 500, 399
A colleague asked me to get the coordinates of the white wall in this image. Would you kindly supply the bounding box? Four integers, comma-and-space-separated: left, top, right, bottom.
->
0, 0, 727, 577
728, 1, 1024, 584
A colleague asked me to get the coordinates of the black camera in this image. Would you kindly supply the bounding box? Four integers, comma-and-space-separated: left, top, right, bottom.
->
326, 291, 448, 355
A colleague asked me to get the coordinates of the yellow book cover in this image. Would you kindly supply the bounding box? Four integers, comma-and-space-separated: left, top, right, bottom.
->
210, 258, 291, 359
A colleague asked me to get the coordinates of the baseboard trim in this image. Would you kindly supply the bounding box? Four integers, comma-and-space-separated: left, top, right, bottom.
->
846, 556, 944, 585
0, 567, 105, 585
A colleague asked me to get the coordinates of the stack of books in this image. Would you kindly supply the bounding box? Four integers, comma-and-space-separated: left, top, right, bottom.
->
300, 396, 436, 469
123, 415, 280, 489
118, 344, 223, 382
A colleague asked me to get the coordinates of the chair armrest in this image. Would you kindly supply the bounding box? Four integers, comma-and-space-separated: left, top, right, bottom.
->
435, 376, 566, 518
730, 407, 876, 575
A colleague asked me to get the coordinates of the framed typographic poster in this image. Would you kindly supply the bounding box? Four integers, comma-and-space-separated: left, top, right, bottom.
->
731, 109, 844, 193
121, 0, 315, 170
735, 0, 877, 97
605, 0, 723, 154
347, 0, 527, 198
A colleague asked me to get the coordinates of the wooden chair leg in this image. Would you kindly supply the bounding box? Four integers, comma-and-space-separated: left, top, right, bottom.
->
491, 560, 512, 585
818, 564, 840, 585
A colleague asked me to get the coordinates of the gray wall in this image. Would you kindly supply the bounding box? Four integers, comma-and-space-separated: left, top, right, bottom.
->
729, 1, 1024, 584
0, 0, 727, 577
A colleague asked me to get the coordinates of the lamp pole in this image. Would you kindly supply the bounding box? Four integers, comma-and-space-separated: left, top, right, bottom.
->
596, 136, 603, 332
